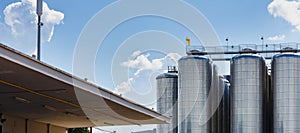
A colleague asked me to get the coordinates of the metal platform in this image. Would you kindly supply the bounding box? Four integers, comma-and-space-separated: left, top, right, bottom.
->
186, 42, 300, 61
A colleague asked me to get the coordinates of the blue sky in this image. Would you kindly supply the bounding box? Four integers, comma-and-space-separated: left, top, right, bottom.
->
1, 0, 300, 132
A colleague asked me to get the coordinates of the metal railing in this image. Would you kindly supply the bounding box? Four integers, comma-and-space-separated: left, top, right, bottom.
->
186, 42, 300, 61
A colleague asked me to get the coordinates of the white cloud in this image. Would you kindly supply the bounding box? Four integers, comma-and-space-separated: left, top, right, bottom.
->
268, 0, 300, 31
115, 51, 182, 95
122, 53, 164, 76
131, 50, 141, 57
114, 78, 133, 95
268, 34, 286, 41
0, 0, 64, 54
122, 52, 181, 76
166, 52, 181, 62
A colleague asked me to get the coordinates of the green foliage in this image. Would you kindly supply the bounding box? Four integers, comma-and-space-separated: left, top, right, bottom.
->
68, 128, 90, 133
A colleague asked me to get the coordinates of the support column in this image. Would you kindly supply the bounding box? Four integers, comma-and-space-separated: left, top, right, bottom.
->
47, 124, 50, 133
25, 119, 28, 133
0, 114, 2, 133
0, 114, 6, 133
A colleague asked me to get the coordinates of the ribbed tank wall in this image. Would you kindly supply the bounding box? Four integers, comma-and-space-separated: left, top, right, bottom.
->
223, 81, 230, 133
223, 73, 231, 133
217, 77, 230, 133
215, 76, 224, 133
272, 53, 300, 132
230, 54, 267, 133
156, 73, 178, 133
211, 66, 220, 133
266, 70, 271, 133
178, 55, 212, 133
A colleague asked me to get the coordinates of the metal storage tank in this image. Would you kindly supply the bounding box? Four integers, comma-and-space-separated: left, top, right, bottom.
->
230, 53, 267, 133
156, 66, 178, 133
217, 76, 230, 133
223, 79, 230, 133
272, 53, 300, 132
178, 51, 213, 133
211, 65, 220, 133
266, 69, 271, 133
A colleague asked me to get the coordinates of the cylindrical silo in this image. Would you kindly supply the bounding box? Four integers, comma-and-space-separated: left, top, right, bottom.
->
215, 75, 224, 133
178, 52, 213, 133
266, 68, 271, 133
223, 79, 230, 133
230, 54, 267, 133
156, 67, 178, 133
211, 65, 220, 133
214, 76, 229, 133
272, 53, 300, 132
217, 76, 230, 133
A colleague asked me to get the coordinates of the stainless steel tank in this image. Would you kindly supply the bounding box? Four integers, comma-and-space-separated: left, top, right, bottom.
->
211, 65, 220, 133
178, 54, 213, 133
217, 76, 230, 133
156, 69, 178, 133
230, 54, 267, 132
272, 53, 300, 132
223, 73, 231, 133
223, 80, 230, 133
266, 69, 271, 133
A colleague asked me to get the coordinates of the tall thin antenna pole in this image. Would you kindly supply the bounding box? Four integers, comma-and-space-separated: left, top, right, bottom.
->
37, 16, 41, 60
261, 36, 265, 56
36, 0, 43, 60
226, 37, 229, 52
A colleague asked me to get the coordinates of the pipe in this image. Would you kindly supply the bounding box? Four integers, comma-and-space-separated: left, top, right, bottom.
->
36, 0, 42, 60
37, 15, 41, 60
